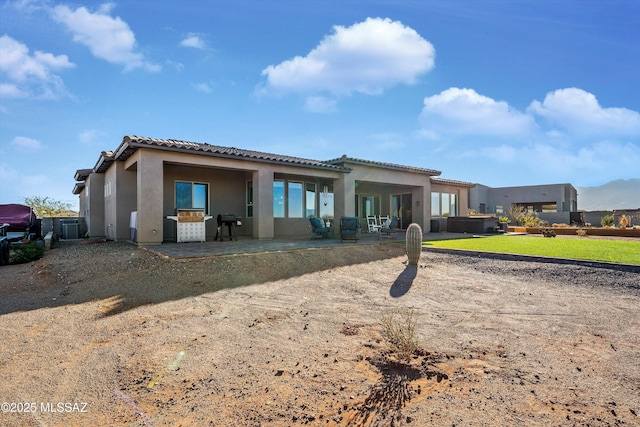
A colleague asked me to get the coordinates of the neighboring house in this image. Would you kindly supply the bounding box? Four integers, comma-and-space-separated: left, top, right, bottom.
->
73, 135, 473, 245
469, 183, 578, 215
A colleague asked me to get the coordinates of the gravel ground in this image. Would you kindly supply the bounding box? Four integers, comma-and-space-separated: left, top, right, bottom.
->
0, 240, 639, 426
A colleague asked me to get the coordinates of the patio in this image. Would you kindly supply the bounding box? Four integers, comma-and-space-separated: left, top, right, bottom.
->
145, 231, 468, 259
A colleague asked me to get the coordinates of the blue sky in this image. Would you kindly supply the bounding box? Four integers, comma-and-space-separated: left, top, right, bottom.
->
1, 0, 639, 210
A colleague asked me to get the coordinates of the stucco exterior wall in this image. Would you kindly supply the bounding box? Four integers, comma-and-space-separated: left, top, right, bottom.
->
85, 173, 105, 237
469, 183, 577, 214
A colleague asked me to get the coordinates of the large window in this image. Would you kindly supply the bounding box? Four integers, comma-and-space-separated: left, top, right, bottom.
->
431, 191, 457, 217
273, 180, 285, 218
431, 192, 440, 216
274, 179, 332, 219
306, 183, 316, 217
176, 181, 208, 212
360, 195, 380, 217
288, 181, 304, 218
319, 187, 333, 219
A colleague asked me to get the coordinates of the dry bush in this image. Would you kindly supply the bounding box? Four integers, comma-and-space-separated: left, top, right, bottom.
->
576, 229, 588, 237
552, 223, 569, 228
380, 308, 419, 361
619, 215, 629, 229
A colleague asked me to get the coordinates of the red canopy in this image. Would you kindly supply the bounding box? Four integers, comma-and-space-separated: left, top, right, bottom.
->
0, 204, 37, 230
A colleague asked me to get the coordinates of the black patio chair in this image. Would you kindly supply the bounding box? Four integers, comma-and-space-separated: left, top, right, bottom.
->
339, 216, 361, 242
309, 217, 331, 239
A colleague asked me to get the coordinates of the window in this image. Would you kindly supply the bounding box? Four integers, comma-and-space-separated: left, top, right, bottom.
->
431, 191, 458, 217
288, 181, 304, 218
319, 186, 333, 219
450, 194, 457, 217
361, 195, 380, 217
176, 181, 208, 212
246, 180, 253, 217
441, 193, 450, 217
306, 183, 316, 217
274, 179, 332, 219
431, 192, 440, 216
273, 180, 285, 218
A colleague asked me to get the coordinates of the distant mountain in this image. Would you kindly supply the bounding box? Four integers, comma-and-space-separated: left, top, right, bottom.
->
577, 179, 640, 211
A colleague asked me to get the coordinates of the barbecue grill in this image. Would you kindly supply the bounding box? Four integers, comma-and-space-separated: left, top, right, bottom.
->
167, 209, 213, 242
215, 214, 241, 241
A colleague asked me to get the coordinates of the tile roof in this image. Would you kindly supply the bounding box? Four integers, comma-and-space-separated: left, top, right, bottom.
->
325, 155, 441, 176
431, 176, 476, 187
93, 135, 351, 173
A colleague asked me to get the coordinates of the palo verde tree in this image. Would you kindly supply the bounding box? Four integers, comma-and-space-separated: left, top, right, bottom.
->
22, 196, 73, 218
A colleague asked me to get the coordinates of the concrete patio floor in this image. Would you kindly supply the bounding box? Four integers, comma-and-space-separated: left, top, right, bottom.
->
145, 231, 470, 259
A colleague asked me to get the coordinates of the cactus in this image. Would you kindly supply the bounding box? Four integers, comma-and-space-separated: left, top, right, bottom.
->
405, 223, 423, 265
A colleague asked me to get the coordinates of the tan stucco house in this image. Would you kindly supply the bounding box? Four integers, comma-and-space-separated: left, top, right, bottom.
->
73, 135, 473, 245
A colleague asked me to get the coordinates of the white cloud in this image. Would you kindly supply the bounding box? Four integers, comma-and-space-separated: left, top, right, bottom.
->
11, 136, 44, 150
414, 86, 640, 186
261, 17, 435, 99
0, 35, 74, 99
52, 3, 160, 72
0, 82, 27, 98
419, 87, 537, 139
528, 88, 640, 138
193, 82, 212, 93
304, 96, 337, 113
180, 34, 207, 50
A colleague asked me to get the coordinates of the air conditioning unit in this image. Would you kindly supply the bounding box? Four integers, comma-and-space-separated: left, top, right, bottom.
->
61, 220, 79, 239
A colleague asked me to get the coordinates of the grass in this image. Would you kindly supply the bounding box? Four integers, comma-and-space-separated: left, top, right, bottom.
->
425, 235, 640, 265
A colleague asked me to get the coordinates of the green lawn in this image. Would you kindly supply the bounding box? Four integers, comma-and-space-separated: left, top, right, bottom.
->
425, 235, 640, 265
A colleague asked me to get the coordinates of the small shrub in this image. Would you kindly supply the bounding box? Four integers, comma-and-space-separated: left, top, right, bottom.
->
576, 229, 588, 237
380, 308, 419, 361
522, 215, 541, 227
541, 229, 556, 237
601, 214, 615, 228
498, 216, 510, 223
10, 241, 45, 264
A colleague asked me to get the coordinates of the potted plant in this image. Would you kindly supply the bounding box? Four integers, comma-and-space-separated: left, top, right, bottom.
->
498, 216, 510, 232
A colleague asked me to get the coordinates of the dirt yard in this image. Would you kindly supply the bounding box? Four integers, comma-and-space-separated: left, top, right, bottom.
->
0, 240, 639, 426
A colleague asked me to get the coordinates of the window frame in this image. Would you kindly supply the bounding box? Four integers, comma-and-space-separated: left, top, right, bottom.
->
175, 181, 209, 214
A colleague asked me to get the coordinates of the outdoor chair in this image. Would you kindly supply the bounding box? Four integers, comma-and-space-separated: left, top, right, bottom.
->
339, 216, 361, 242
379, 216, 399, 238
309, 217, 331, 239
366, 216, 380, 233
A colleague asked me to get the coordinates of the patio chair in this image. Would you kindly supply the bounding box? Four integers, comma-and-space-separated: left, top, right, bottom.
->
379, 216, 399, 238
366, 216, 380, 233
339, 216, 361, 242
309, 217, 331, 239
379, 215, 390, 225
